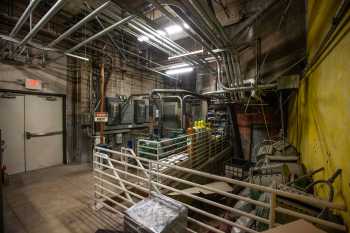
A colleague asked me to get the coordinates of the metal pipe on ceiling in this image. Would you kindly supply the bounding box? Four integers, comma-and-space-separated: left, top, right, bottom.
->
195, 0, 230, 43
167, 48, 226, 60
93, 6, 202, 66
229, 0, 279, 39
128, 23, 191, 60
188, 0, 227, 46
255, 38, 261, 85
232, 53, 243, 86
164, 1, 237, 89
0, 34, 57, 51
236, 55, 244, 86
104, 2, 213, 70
144, 3, 216, 74
133, 18, 188, 54
168, 49, 203, 60
65, 15, 135, 54
48, 1, 111, 48
146, 0, 221, 63
169, 1, 222, 47
223, 83, 277, 91
46, 15, 136, 64
203, 83, 277, 95
219, 55, 231, 86
168, 8, 221, 62
126, 26, 185, 57
151, 89, 207, 99
124, 26, 172, 54
185, 0, 247, 90
132, 20, 188, 56
3, 12, 164, 74
84, 2, 129, 61
16, 0, 65, 48
9, 0, 42, 37
2, 12, 130, 55
129, 19, 202, 66
184, 0, 229, 56
76, 9, 139, 50
215, 60, 221, 90
222, 53, 235, 85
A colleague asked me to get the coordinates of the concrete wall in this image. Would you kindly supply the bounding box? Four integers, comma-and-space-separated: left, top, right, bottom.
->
288, 0, 350, 226
0, 58, 67, 94
106, 63, 169, 97
78, 57, 170, 111
71, 57, 171, 162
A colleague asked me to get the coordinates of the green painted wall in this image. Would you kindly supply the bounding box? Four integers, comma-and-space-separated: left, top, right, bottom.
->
288, 0, 350, 228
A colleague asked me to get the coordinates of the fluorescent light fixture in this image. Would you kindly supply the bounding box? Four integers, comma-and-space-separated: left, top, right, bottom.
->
243, 78, 256, 84
165, 25, 183, 35
65, 53, 89, 61
183, 23, 190, 29
168, 49, 204, 60
138, 35, 149, 42
156, 30, 166, 36
165, 67, 194, 75
169, 63, 190, 69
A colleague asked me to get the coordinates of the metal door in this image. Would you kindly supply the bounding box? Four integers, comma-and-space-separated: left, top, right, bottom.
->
0, 93, 25, 174
25, 95, 63, 171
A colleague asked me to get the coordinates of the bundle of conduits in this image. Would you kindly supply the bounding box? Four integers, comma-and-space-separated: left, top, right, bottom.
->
145, 0, 279, 101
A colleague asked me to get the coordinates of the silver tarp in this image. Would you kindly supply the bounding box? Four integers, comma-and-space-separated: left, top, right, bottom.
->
125, 192, 188, 233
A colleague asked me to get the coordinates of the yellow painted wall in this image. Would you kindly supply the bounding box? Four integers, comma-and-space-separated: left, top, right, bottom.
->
288, 0, 350, 228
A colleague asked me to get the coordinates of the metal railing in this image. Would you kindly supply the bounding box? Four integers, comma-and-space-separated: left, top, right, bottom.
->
93, 132, 347, 233
136, 129, 228, 171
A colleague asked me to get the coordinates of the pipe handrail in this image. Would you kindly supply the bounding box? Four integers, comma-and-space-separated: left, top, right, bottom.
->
94, 146, 346, 211
93, 144, 347, 232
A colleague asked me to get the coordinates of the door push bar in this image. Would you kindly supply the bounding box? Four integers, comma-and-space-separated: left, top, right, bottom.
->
26, 131, 63, 139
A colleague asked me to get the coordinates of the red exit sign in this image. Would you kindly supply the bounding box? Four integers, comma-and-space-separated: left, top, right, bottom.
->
25, 78, 42, 90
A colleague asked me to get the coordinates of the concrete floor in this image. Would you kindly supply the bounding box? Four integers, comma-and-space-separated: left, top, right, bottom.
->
4, 164, 123, 233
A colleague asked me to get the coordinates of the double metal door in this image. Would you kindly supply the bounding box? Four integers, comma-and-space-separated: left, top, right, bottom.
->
0, 93, 63, 174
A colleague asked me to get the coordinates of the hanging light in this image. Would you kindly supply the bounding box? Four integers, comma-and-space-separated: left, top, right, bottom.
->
165, 67, 194, 75
156, 30, 166, 36
168, 63, 190, 69
137, 35, 149, 42
164, 25, 183, 35
65, 53, 89, 61
183, 23, 190, 29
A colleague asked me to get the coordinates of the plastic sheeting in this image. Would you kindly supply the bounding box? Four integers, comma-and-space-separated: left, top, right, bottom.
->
125, 192, 188, 233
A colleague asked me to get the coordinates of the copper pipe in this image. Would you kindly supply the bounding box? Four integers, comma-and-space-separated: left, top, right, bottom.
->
99, 63, 105, 144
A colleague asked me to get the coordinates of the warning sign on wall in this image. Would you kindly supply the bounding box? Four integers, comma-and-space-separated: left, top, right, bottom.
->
94, 112, 108, 122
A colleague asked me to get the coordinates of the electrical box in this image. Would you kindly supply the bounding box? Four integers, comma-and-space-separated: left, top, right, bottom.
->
116, 133, 123, 144
134, 100, 146, 124
106, 97, 122, 125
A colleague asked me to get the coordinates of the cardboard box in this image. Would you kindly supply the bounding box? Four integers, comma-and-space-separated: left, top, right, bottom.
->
262, 220, 326, 233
